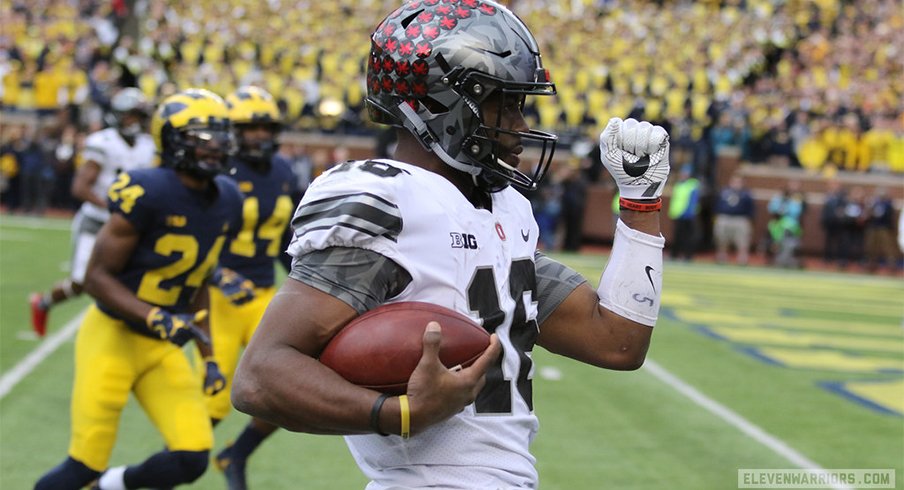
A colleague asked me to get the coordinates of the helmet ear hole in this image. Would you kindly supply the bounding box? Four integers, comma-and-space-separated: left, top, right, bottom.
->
464, 138, 487, 158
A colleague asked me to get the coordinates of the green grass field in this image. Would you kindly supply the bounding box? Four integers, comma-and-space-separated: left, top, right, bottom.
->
1, 214, 902, 489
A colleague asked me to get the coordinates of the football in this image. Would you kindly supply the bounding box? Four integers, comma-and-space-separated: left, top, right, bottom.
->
319, 302, 490, 395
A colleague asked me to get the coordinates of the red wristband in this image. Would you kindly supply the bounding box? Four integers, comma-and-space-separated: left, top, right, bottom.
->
619, 197, 662, 212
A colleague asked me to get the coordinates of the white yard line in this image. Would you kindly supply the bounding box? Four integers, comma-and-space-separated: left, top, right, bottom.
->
0, 311, 85, 400
643, 359, 853, 490
0, 215, 72, 231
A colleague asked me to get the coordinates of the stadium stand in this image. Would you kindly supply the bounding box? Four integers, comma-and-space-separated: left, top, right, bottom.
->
1, 0, 901, 262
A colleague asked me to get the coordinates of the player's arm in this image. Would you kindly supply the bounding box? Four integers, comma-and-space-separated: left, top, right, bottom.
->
537, 208, 660, 370
70, 159, 106, 208
232, 278, 365, 434
82, 213, 154, 322
190, 283, 227, 395
232, 250, 500, 437
538, 118, 669, 370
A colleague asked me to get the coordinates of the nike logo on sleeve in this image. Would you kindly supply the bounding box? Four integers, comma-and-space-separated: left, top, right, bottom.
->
644, 265, 656, 293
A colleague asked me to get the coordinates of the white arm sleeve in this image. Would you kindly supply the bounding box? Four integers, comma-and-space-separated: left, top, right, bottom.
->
597, 219, 665, 327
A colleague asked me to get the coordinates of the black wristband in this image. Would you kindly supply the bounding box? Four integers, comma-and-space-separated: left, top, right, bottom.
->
370, 393, 391, 436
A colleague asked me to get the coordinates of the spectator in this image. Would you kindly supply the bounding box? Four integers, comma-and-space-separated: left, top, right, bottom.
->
710, 112, 740, 156
530, 162, 565, 251
863, 186, 899, 272
559, 162, 587, 252
821, 179, 847, 265
13, 124, 53, 215
767, 212, 802, 268
838, 186, 867, 269
0, 123, 26, 210
668, 166, 701, 261
50, 124, 83, 210
713, 174, 755, 265
788, 110, 812, 167
765, 180, 806, 264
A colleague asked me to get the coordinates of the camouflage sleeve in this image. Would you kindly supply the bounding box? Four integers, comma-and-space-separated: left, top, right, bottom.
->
288, 246, 412, 314
534, 251, 587, 326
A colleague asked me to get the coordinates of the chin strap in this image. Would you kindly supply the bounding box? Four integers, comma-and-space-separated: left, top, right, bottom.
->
397, 101, 480, 177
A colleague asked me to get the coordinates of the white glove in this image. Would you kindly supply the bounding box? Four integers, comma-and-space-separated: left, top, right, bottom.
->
599, 117, 670, 200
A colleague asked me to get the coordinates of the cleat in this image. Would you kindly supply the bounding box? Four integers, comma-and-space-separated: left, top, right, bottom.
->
216, 444, 248, 490
29, 293, 48, 337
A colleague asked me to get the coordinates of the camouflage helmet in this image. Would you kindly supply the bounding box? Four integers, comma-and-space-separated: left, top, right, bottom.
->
365, 0, 557, 192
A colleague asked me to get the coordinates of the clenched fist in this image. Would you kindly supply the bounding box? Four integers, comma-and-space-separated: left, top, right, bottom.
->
599, 117, 670, 200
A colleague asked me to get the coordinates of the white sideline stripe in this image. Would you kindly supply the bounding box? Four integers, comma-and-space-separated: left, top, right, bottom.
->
0, 311, 85, 400
643, 359, 853, 490
0, 215, 72, 231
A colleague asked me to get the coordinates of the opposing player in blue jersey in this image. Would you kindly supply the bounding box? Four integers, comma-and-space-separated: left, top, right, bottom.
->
35, 89, 243, 490
204, 86, 297, 490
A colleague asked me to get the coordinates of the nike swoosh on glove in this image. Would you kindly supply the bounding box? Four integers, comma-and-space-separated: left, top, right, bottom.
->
599, 117, 671, 200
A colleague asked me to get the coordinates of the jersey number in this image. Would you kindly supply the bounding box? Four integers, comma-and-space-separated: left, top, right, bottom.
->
333, 160, 410, 178
230, 195, 294, 257
108, 173, 145, 214
467, 259, 538, 414
137, 234, 226, 305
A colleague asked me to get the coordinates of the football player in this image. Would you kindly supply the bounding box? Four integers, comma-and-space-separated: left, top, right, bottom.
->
205, 86, 298, 490
29, 87, 156, 337
35, 89, 242, 490
232, 1, 671, 489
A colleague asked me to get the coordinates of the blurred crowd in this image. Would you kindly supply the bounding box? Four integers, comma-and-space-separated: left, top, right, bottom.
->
1, 0, 902, 266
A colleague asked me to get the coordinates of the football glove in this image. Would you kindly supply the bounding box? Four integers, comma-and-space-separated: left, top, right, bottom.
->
145, 308, 208, 347
203, 358, 227, 396
212, 267, 256, 306
599, 117, 671, 200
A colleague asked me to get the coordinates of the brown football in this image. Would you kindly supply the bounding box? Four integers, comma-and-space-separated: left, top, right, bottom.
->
319, 302, 490, 395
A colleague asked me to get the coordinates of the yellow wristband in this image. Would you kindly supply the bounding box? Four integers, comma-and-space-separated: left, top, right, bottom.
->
398, 395, 410, 439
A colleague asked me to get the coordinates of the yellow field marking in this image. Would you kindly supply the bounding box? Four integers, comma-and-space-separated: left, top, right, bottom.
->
661, 292, 697, 307
675, 310, 901, 336
834, 379, 904, 416
755, 347, 904, 373
707, 326, 903, 353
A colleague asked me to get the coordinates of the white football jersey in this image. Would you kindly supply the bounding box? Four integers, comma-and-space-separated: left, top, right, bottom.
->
79, 127, 156, 221
289, 159, 543, 489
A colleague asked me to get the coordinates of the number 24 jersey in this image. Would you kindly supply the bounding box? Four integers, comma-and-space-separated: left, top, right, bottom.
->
98, 167, 243, 332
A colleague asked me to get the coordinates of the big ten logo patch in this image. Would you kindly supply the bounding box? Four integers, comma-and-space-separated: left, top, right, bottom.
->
450, 232, 478, 249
